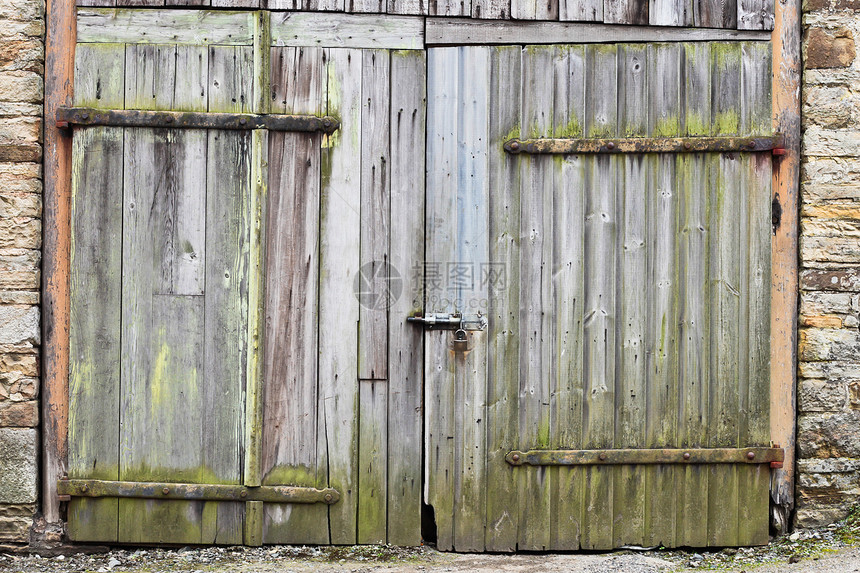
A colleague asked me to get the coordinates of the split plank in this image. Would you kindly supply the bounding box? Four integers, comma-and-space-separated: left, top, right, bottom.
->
605, 0, 648, 24
271, 13, 423, 50
695, 0, 737, 28
560, 0, 602, 21
76, 8, 255, 45
738, 0, 774, 30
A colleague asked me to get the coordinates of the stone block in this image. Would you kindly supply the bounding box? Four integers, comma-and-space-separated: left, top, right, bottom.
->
0, 401, 37, 427
796, 507, 853, 528
0, 40, 43, 74
0, 194, 40, 218
801, 291, 853, 313
801, 268, 860, 291
798, 327, 860, 361
0, 218, 40, 249
803, 158, 860, 201
798, 378, 848, 411
0, 73, 42, 105
798, 411, 860, 458
0, 116, 41, 145
807, 26, 856, 68
804, 85, 860, 129
0, 0, 44, 21
0, 428, 37, 503
0, 305, 38, 346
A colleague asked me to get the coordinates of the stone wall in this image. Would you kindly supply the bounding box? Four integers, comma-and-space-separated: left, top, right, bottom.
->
796, 0, 860, 527
0, 0, 43, 544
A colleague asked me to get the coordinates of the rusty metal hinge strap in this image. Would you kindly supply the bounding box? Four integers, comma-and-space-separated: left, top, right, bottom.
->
504, 134, 784, 155
57, 479, 339, 504
56, 107, 339, 134
506, 447, 785, 467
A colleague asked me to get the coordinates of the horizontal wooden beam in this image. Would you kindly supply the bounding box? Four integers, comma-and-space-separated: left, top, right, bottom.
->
271, 12, 423, 50
58, 479, 340, 504
504, 135, 784, 155
506, 448, 785, 467
426, 18, 771, 45
77, 8, 255, 45
56, 107, 339, 133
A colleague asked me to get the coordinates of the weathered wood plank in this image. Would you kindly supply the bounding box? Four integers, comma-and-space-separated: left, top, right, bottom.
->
74, 43, 125, 109
517, 45, 554, 553
386, 49, 426, 547
675, 41, 711, 548
694, 0, 737, 28
605, 0, 647, 24
650, 0, 690, 26
261, 46, 327, 544
271, 13, 424, 50
738, 0, 773, 29
68, 125, 124, 543
211, 0, 259, 8
357, 49, 390, 381
484, 45, 521, 554
358, 380, 388, 543
642, 42, 682, 549
548, 44, 586, 552
737, 41, 772, 546
76, 8, 255, 45
319, 47, 363, 545
424, 47, 459, 551
579, 44, 617, 551
388, 0, 426, 16
471, 0, 509, 19
449, 46, 490, 553
707, 42, 742, 547
559, 0, 602, 21
429, 0, 471, 16
611, 43, 648, 549
511, 0, 557, 25
425, 18, 768, 45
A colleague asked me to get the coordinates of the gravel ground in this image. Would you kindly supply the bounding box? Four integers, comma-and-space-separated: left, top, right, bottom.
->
1, 509, 858, 573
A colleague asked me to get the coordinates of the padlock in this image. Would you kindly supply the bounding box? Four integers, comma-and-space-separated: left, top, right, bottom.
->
452, 328, 469, 353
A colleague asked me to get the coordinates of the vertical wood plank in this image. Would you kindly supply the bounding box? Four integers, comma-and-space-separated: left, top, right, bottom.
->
484, 45, 521, 554
67, 42, 125, 541
471, 0, 509, 19
349, 0, 386, 13
386, 49, 426, 547
579, 44, 617, 551
650, 0, 690, 26
675, 41, 711, 548
643, 42, 681, 549
262, 46, 327, 544
424, 46, 459, 551
707, 42, 742, 547
388, 0, 425, 14
428, 0, 471, 18
549, 44, 586, 552
357, 50, 390, 381
320, 47, 363, 545
737, 41, 772, 546
605, 0, 648, 24
358, 380, 388, 543
695, 0, 737, 28
511, 0, 557, 23
738, 0, 773, 29
517, 45, 554, 552
559, 0, 602, 22
612, 43, 648, 549
68, 124, 123, 543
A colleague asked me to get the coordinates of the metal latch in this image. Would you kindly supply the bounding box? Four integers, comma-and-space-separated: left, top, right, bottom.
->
407, 312, 487, 332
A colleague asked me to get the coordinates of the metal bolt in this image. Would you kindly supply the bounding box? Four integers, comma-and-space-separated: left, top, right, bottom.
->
324, 493, 334, 503
323, 118, 332, 129
684, 142, 692, 150
606, 142, 615, 150
80, 484, 88, 493
683, 452, 691, 460
239, 117, 247, 126
748, 141, 757, 149
598, 453, 607, 461
509, 141, 520, 152
162, 487, 170, 495
511, 453, 520, 462
240, 490, 248, 498
165, 116, 173, 123
747, 451, 756, 460
81, 112, 89, 120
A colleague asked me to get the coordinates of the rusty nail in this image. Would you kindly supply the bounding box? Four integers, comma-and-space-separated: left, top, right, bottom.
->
80, 484, 89, 493
747, 141, 756, 149
683, 452, 691, 460
165, 116, 173, 123
240, 490, 248, 498
606, 142, 615, 150
323, 118, 332, 129
770, 461, 784, 469
56, 120, 69, 129
510, 141, 520, 152
81, 112, 89, 120
162, 487, 170, 495
598, 453, 607, 461
747, 451, 756, 460
512, 453, 520, 462
239, 117, 247, 126
324, 493, 333, 503
684, 142, 691, 150
772, 147, 787, 156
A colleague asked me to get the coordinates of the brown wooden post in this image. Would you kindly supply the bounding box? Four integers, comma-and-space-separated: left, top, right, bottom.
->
770, 0, 801, 527
42, 0, 75, 524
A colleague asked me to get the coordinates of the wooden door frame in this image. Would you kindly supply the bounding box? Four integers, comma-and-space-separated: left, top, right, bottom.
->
42, 2, 802, 528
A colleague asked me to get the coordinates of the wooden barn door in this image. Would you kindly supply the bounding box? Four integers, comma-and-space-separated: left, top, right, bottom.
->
423, 43, 779, 551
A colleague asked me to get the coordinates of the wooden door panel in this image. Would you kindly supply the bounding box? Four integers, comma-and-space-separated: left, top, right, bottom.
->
424, 42, 773, 551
